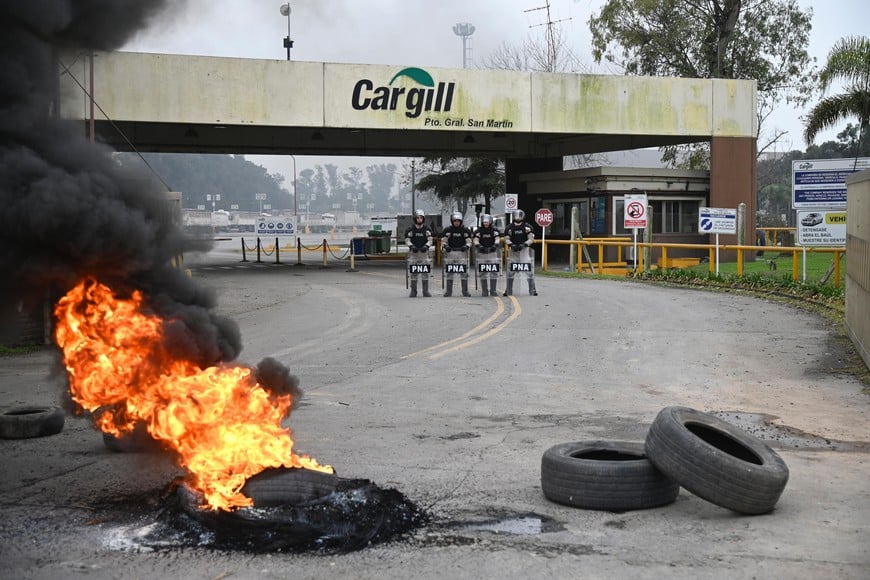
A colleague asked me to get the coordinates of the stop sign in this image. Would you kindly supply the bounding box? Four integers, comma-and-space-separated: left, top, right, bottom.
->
535, 208, 554, 227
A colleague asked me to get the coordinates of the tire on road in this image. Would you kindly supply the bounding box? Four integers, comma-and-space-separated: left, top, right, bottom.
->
541, 440, 680, 511
644, 406, 789, 515
0, 406, 65, 439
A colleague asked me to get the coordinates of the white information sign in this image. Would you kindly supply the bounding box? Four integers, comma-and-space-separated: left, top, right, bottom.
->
505, 193, 519, 213
256, 216, 297, 235
698, 207, 737, 234
623, 194, 648, 229
792, 158, 869, 209
797, 211, 847, 246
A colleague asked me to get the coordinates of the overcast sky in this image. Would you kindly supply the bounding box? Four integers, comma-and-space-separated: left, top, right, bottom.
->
122, 0, 868, 180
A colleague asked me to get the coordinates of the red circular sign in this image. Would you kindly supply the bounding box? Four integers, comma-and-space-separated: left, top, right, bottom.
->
535, 208, 554, 227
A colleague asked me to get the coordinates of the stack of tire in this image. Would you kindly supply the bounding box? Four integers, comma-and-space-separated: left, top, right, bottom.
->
541, 406, 789, 514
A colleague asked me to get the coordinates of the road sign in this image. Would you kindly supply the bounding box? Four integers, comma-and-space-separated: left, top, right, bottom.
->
535, 208, 554, 227
505, 194, 518, 212
623, 194, 647, 228
698, 207, 737, 234
256, 216, 296, 235
255, 193, 268, 201
797, 210, 846, 246
792, 158, 869, 209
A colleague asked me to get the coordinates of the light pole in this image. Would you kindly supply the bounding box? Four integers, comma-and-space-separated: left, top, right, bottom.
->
453, 23, 475, 68
289, 154, 297, 219
279, 4, 293, 60
255, 192, 267, 214
410, 159, 416, 215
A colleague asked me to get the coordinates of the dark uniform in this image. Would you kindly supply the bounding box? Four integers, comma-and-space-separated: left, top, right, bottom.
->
504, 212, 538, 296
441, 213, 472, 297
405, 216, 433, 297
473, 216, 500, 297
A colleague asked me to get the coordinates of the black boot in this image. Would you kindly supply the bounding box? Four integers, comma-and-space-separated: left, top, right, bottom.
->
461, 279, 471, 297
528, 279, 538, 296
409, 280, 417, 297
489, 278, 498, 296
481, 279, 489, 297
503, 277, 513, 296
444, 279, 453, 297
422, 279, 432, 297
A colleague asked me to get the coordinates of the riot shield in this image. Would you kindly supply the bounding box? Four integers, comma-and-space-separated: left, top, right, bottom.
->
505, 245, 536, 296
475, 245, 501, 297
406, 247, 432, 297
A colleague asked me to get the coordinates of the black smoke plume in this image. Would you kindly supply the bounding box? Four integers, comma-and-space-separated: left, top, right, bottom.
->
0, 0, 242, 366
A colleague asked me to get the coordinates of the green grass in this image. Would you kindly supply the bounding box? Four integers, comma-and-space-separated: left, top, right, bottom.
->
687, 250, 846, 287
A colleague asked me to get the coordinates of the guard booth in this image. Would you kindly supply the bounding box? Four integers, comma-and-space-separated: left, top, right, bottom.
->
521, 166, 711, 266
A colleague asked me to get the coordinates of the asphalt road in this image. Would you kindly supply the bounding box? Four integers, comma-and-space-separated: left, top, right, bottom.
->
1, 245, 868, 579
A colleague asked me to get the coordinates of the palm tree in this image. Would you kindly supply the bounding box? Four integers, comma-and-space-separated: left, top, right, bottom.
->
804, 36, 870, 164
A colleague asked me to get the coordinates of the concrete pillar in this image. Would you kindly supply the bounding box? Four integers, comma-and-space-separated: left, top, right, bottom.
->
710, 137, 757, 261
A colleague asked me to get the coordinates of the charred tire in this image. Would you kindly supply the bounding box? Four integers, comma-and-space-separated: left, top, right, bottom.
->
644, 406, 789, 515
0, 406, 65, 439
240, 467, 341, 507
541, 440, 680, 511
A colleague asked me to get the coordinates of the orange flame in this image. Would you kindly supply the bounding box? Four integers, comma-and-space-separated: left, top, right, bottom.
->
54, 278, 332, 511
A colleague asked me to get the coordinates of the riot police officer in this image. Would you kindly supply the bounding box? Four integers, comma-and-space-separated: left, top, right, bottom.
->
473, 213, 501, 297
404, 209, 433, 297
504, 209, 538, 296
441, 211, 472, 297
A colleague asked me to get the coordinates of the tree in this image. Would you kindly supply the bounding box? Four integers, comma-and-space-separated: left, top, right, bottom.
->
414, 157, 504, 216
117, 153, 291, 212
803, 36, 870, 165
589, 0, 816, 168
484, 25, 584, 73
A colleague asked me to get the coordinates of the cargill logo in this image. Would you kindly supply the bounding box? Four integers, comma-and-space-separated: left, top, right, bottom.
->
351, 67, 455, 119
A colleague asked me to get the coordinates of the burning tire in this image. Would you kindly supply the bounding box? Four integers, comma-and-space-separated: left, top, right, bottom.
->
644, 406, 789, 514
0, 406, 65, 439
540, 440, 679, 511
240, 467, 342, 506
173, 468, 427, 552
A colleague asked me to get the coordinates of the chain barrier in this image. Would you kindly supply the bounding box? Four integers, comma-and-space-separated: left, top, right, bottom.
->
327, 244, 351, 260
300, 240, 327, 251
259, 239, 276, 256
236, 236, 387, 267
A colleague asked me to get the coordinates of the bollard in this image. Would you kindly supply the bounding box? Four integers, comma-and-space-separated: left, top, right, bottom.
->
241, 238, 247, 262
296, 236, 304, 266
322, 239, 328, 268
275, 237, 280, 264
347, 238, 358, 272
256, 237, 262, 263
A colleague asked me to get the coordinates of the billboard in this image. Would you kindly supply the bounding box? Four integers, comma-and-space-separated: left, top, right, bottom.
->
792, 158, 869, 209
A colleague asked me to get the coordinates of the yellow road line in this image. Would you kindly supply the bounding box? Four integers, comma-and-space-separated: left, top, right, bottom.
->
401, 298, 506, 360
428, 296, 521, 360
